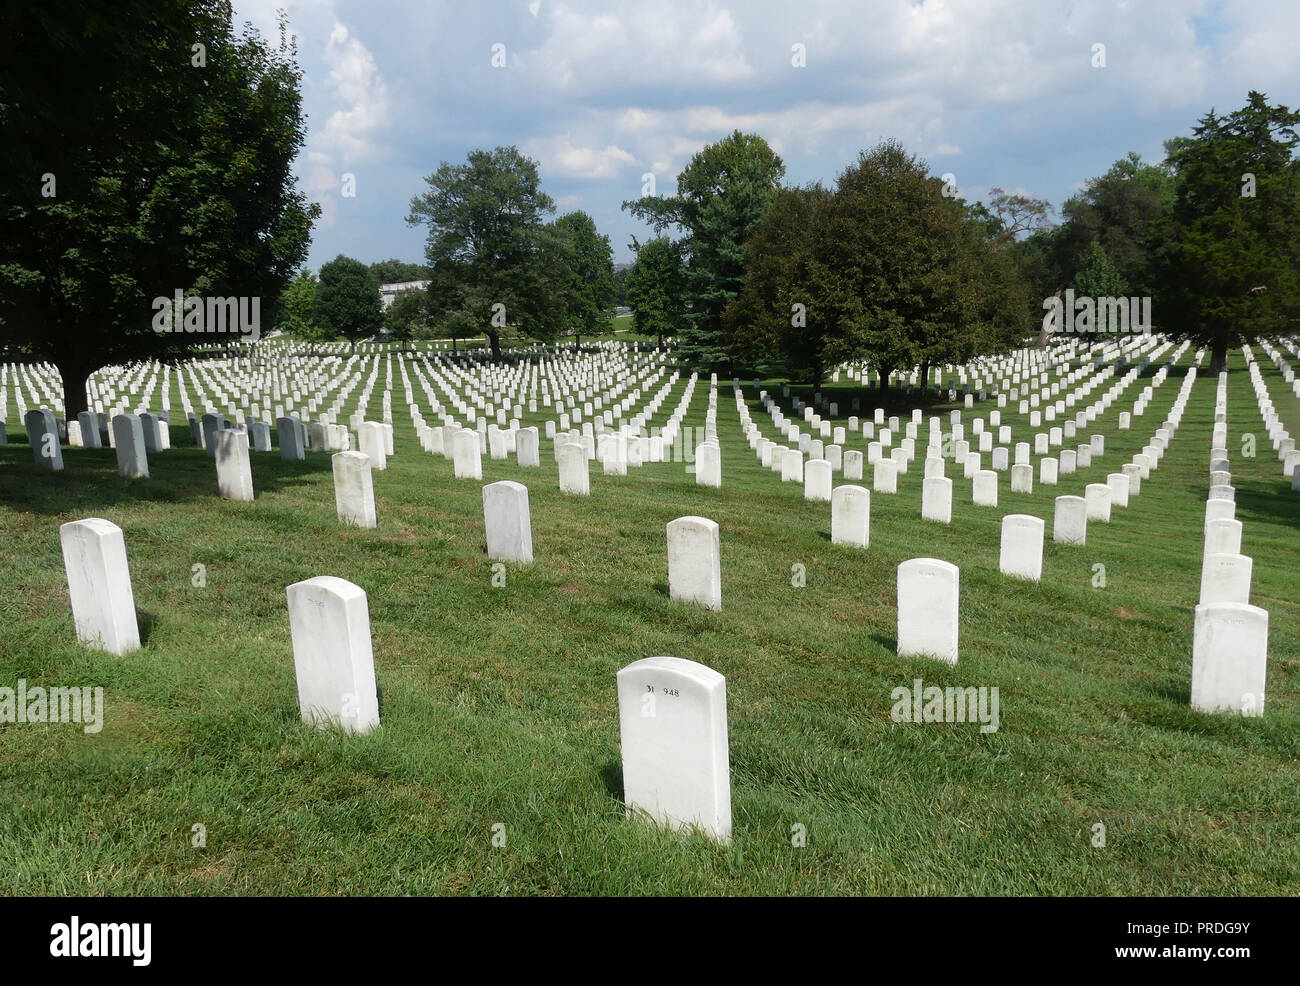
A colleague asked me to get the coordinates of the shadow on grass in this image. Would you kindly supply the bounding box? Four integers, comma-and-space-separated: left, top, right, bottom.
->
599, 759, 624, 803
1231, 478, 1300, 528
868, 632, 897, 654
138, 610, 159, 646
0, 445, 329, 516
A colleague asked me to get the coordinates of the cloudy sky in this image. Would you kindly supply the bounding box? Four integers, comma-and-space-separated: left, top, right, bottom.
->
231, 0, 1300, 271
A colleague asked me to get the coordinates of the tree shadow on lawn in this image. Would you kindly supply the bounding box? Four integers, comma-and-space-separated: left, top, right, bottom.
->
1231, 477, 1300, 529
0, 445, 328, 517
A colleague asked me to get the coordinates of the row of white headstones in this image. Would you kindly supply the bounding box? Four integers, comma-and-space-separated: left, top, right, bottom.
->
5, 329, 1119, 471
6, 326, 1135, 487
55, 377, 1273, 849
52, 508, 723, 838
1190, 366, 1274, 723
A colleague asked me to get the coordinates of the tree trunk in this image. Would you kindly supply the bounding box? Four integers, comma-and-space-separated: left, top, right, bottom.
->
58, 358, 90, 421
878, 366, 892, 404
1210, 336, 1229, 375
487, 331, 502, 360
919, 362, 931, 399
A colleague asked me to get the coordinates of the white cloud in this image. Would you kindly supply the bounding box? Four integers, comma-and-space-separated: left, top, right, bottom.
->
313, 22, 391, 163
522, 1, 755, 91
525, 134, 636, 178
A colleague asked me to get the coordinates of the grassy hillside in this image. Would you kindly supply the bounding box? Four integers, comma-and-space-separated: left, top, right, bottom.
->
0, 346, 1296, 895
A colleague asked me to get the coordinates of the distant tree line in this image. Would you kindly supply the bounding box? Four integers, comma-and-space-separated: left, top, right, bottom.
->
1, 0, 1294, 410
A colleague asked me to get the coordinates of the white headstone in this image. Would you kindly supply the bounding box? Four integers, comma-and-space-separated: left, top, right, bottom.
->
617, 656, 731, 841
1084, 483, 1112, 522
1052, 495, 1087, 545
804, 459, 832, 501
897, 558, 959, 664
277, 416, 305, 460
26, 409, 63, 471
453, 428, 483, 480
1191, 602, 1268, 716
843, 449, 863, 481
332, 451, 377, 529
830, 485, 869, 548
517, 427, 540, 467
59, 518, 141, 655
696, 441, 722, 488
1107, 471, 1130, 508
483, 480, 533, 564
558, 442, 590, 495
972, 469, 998, 507
999, 514, 1044, 582
1203, 518, 1242, 558
215, 429, 254, 501
286, 576, 380, 734
1199, 552, 1252, 605
112, 413, 148, 478
1010, 463, 1033, 493
921, 475, 953, 523
358, 422, 387, 470
873, 457, 897, 494
667, 516, 722, 611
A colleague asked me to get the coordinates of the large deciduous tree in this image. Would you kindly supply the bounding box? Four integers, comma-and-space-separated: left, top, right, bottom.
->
626, 237, 687, 348
314, 255, 381, 350
0, 1, 318, 418
1151, 91, 1300, 372
725, 185, 831, 386
624, 130, 785, 371
552, 211, 615, 345
281, 269, 323, 339
406, 146, 556, 359
729, 142, 1028, 398
1050, 152, 1173, 299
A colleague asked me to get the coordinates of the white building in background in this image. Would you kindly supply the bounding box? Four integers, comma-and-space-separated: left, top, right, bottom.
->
379, 280, 430, 310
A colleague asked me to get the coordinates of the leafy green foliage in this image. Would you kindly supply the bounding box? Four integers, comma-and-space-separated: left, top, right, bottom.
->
729, 141, 1029, 394
1074, 240, 1127, 298
0, 1, 319, 416
314, 255, 381, 349
624, 131, 785, 370
1052, 152, 1172, 298
280, 269, 324, 340
406, 146, 557, 358
369, 259, 430, 285
1150, 91, 1300, 370
626, 237, 687, 348
726, 185, 830, 384
552, 211, 616, 343
383, 289, 432, 342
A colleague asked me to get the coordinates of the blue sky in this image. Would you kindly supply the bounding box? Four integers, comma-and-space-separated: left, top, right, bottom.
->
231, 0, 1300, 271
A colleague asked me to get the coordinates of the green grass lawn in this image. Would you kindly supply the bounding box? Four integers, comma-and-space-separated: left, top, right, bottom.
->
0, 345, 1297, 895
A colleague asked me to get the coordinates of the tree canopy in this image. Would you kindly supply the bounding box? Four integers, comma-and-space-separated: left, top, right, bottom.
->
552, 210, 616, 344
1150, 91, 1300, 371
406, 146, 557, 358
627, 237, 688, 348
314, 255, 381, 350
0, 0, 318, 417
727, 141, 1029, 396
624, 130, 785, 371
